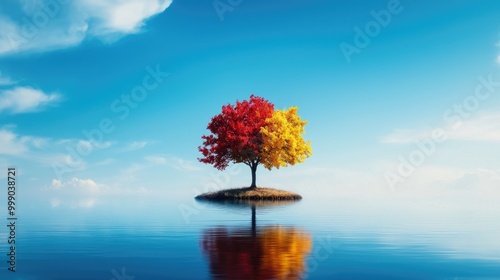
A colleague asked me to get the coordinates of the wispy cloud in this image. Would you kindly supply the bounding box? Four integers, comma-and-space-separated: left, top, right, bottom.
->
46, 177, 150, 194
496, 40, 500, 64
119, 159, 164, 181
0, 128, 117, 178
2, 129, 113, 159
380, 129, 431, 144
55, 138, 113, 152
0, 129, 49, 156
447, 113, 500, 142
123, 140, 153, 151
0, 86, 60, 113
42, 139, 114, 174
0, 0, 172, 56
386, 164, 500, 192
0, 129, 28, 155
0, 73, 17, 86
48, 153, 87, 172
80, 0, 172, 35
381, 112, 500, 144
96, 158, 115, 166
145, 155, 202, 171
118, 155, 200, 183
144, 155, 167, 165
47, 177, 142, 208
50, 177, 102, 193
170, 157, 202, 172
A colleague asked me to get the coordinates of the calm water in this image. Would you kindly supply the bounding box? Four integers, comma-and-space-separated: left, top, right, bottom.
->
1, 189, 499, 280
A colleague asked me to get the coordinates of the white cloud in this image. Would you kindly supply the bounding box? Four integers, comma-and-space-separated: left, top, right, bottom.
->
172, 158, 202, 172
496, 40, 500, 64
447, 113, 500, 141
75, 139, 113, 152
382, 112, 500, 144
45, 177, 152, 207
0, 128, 89, 177
96, 141, 113, 149
123, 141, 151, 151
0, 128, 119, 179
50, 177, 102, 193
50, 145, 116, 175
0, 0, 172, 56
119, 163, 148, 181
145, 155, 167, 165
0, 86, 60, 113
145, 155, 202, 171
29, 136, 49, 148
0, 129, 28, 155
380, 129, 431, 144
0, 137, 90, 172
446, 168, 500, 190
51, 179, 63, 189
0, 129, 49, 156
77, 140, 93, 152
391, 165, 494, 190
81, 0, 172, 35
118, 155, 200, 183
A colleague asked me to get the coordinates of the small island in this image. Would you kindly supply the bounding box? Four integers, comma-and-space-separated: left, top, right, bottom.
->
195, 186, 302, 201
196, 95, 312, 201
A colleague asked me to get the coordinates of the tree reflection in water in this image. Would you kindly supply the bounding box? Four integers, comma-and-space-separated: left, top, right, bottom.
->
200, 201, 311, 280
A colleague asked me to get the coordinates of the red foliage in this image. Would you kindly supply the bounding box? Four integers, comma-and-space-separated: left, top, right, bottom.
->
198, 95, 274, 170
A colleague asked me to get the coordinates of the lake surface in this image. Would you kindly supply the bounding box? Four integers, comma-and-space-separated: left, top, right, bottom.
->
1, 188, 499, 279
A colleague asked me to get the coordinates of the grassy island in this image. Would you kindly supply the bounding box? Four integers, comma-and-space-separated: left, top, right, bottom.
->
195, 187, 302, 201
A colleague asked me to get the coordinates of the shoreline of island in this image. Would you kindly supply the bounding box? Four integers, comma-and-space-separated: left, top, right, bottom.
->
195, 187, 302, 201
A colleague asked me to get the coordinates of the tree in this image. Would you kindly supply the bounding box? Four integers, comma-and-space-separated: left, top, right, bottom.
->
198, 95, 311, 189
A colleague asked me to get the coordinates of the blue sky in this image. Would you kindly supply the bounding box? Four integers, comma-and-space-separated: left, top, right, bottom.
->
0, 0, 500, 210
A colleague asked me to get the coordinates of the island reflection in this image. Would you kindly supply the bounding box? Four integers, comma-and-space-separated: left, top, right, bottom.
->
199, 200, 311, 280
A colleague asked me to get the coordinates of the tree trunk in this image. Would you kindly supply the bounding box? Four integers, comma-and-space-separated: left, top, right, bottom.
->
250, 163, 257, 189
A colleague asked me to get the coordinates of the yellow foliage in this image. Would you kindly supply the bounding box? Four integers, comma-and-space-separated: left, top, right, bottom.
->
260, 107, 312, 170
259, 226, 312, 279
